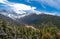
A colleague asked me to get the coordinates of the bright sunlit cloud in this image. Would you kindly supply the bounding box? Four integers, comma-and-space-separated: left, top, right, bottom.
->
0, 0, 36, 14
9, 3, 36, 14
0, 0, 58, 19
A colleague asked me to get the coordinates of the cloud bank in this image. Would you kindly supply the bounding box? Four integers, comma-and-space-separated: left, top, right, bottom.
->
0, 0, 58, 19
0, 0, 36, 14
0, 0, 37, 19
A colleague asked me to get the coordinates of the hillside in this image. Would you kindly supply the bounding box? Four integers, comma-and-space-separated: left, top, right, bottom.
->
18, 13, 60, 28
0, 13, 60, 39
0, 14, 20, 26
0, 18, 60, 39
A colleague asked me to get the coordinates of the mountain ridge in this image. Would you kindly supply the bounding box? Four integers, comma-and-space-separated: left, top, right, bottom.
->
17, 13, 60, 28
0, 9, 60, 28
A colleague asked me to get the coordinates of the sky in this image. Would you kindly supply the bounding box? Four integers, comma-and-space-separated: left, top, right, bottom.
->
0, 0, 60, 18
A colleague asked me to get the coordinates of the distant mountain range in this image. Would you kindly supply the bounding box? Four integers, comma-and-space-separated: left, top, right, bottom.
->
0, 9, 60, 28
17, 13, 60, 28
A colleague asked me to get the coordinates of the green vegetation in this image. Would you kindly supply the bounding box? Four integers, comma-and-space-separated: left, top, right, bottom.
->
0, 20, 60, 39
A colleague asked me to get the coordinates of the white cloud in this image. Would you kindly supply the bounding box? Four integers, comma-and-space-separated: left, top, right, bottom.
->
0, 0, 8, 4
10, 4, 34, 10
8, 13, 27, 19
41, 0, 60, 9
0, 0, 57, 19
44, 12, 56, 15
30, 10, 57, 15
9, 3, 36, 14
0, 0, 36, 14
0, 0, 6, 3
26, 0, 60, 9
0, 0, 37, 19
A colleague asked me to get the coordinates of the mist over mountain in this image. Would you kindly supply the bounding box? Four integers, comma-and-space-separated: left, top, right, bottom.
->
0, 9, 28, 19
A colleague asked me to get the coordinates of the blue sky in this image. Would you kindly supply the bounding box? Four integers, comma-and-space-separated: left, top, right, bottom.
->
0, 0, 60, 16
